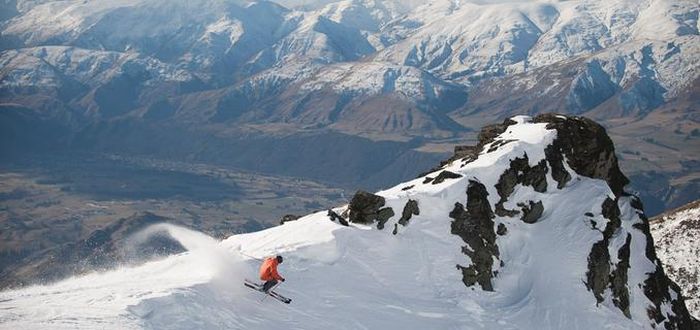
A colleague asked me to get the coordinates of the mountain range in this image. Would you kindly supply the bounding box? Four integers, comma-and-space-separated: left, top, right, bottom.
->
1, 0, 699, 214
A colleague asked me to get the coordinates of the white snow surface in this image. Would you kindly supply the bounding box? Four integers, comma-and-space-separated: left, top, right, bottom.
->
0, 117, 675, 329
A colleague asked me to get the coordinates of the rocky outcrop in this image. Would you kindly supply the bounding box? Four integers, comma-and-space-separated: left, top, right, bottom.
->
418, 119, 517, 177
630, 196, 695, 329
434, 114, 693, 328
376, 208, 395, 230
431, 171, 463, 185
348, 190, 386, 224
585, 198, 630, 316
279, 214, 300, 225
518, 200, 544, 224
450, 180, 499, 291
348, 190, 394, 229
327, 210, 349, 226
494, 155, 548, 217
398, 200, 420, 226
533, 114, 629, 196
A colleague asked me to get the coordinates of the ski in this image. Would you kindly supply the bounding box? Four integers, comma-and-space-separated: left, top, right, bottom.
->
244, 279, 292, 304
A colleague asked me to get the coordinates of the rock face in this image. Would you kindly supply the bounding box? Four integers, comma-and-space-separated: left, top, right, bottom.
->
401, 114, 692, 328
585, 197, 631, 317
449, 180, 499, 291
532, 114, 629, 196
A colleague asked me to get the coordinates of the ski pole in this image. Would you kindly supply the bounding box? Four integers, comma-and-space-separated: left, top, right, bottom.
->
240, 251, 264, 262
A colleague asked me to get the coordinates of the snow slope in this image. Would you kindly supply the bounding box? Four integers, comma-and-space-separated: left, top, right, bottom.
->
0, 115, 691, 329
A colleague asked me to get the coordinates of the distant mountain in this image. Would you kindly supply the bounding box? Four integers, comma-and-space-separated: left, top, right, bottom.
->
1, 0, 698, 212
651, 199, 700, 322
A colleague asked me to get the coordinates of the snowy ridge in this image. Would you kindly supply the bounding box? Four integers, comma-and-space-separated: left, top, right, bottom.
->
0, 115, 692, 329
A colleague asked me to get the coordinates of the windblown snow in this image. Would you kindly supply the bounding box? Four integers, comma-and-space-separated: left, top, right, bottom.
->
0, 116, 684, 329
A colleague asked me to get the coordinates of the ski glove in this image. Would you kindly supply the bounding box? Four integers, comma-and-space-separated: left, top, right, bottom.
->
281, 278, 285, 282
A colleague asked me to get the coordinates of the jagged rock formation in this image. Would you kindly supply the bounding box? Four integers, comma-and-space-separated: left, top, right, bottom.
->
386, 114, 693, 328
449, 180, 499, 291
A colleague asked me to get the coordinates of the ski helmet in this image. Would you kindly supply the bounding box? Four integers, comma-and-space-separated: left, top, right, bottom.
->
276, 255, 283, 263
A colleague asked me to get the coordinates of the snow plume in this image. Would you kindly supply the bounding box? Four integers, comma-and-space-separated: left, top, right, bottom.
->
128, 223, 249, 294
132, 223, 220, 252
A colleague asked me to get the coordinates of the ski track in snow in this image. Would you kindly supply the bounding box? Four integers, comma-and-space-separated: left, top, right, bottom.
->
0, 117, 659, 329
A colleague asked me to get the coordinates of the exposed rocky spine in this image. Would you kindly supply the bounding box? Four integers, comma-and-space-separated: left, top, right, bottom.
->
629, 196, 694, 329
449, 180, 499, 291
585, 198, 630, 317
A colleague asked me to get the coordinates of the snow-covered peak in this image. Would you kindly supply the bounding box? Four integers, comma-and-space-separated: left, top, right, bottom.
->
0, 115, 693, 329
375, 0, 699, 83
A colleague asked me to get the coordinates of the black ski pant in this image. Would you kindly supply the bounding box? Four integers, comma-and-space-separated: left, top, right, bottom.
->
262, 279, 278, 292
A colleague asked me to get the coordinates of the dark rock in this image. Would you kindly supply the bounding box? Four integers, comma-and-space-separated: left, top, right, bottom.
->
533, 114, 629, 196
518, 200, 544, 224
497, 223, 507, 235
449, 180, 499, 291
454, 145, 480, 164
348, 190, 386, 224
392, 223, 398, 235
417, 118, 517, 177
585, 212, 594, 217
376, 207, 395, 230
398, 199, 420, 226
544, 143, 572, 189
401, 185, 414, 191
628, 195, 694, 328
486, 139, 517, 153
432, 170, 463, 184
494, 154, 548, 217
611, 234, 632, 318
279, 214, 300, 225
478, 119, 518, 146
586, 198, 621, 305
327, 210, 349, 226
586, 238, 611, 304
423, 177, 434, 184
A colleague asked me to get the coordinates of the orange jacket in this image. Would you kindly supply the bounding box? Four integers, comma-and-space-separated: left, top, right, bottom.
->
259, 257, 284, 281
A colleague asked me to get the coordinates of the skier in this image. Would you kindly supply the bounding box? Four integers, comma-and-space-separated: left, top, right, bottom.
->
259, 255, 285, 293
